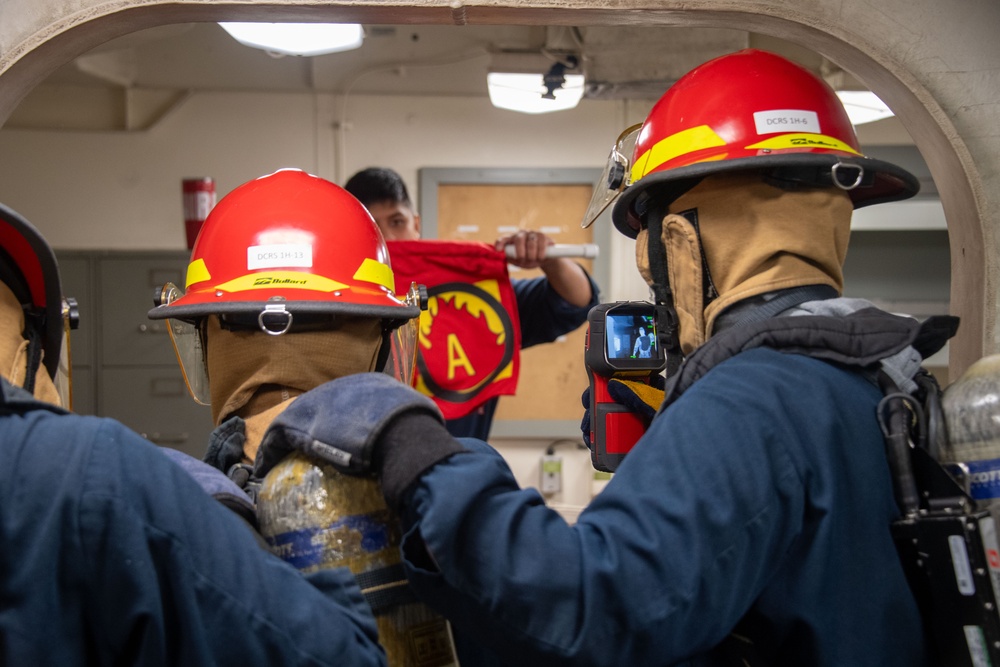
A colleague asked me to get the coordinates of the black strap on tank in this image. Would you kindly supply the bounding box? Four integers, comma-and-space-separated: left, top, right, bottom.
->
353, 562, 418, 615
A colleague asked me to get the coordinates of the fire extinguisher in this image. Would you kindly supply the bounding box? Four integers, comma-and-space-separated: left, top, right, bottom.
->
181, 177, 216, 250
256, 451, 460, 667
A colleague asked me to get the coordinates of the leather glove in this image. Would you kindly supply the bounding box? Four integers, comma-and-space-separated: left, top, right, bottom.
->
256, 372, 445, 479
607, 377, 665, 421
580, 374, 666, 452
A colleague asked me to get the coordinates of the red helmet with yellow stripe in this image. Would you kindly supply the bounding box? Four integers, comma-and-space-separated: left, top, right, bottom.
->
148, 169, 419, 330
611, 49, 919, 237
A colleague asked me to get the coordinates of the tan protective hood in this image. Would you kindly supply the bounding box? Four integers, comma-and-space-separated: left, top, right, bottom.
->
206, 315, 383, 462
0, 281, 61, 405
637, 173, 852, 354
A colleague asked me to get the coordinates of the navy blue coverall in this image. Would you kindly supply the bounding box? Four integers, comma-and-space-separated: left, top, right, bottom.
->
399, 349, 930, 665
0, 377, 385, 667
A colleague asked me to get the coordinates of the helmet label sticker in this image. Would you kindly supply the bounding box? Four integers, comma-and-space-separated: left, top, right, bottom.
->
753, 109, 821, 135
248, 244, 313, 270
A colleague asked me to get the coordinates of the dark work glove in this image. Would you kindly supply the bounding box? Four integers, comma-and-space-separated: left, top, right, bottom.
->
255, 372, 445, 479
159, 447, 264, 544
580, 385, 594, 450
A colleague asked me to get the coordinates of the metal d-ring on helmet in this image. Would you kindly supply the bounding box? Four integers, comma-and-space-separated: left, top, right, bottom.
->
147, 168, 423, 404
0, 203, 79, 401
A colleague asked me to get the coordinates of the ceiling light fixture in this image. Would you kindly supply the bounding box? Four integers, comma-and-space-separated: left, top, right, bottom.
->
219, 22, 364, 57
836, 90, 895, 125
487, 54, 584, 114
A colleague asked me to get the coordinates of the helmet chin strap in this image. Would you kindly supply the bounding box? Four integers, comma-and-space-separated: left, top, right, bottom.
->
645, 216, 683, 376
375, 328, 392, 372
21, 325, 43, 395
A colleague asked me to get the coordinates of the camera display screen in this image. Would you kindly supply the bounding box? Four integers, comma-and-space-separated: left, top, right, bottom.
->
605, 308, 662, 361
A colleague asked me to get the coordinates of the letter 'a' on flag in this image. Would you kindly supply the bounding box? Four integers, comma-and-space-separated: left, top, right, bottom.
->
387, 240, 521, 420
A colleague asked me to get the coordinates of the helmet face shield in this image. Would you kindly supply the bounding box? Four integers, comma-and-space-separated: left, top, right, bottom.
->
53, 297, 79, 409
382, 282, 424, 386
581, 124, 642, 229
160, 283, 211, 405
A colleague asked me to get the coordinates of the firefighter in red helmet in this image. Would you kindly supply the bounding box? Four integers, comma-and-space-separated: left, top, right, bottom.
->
148, 169, 460, 666
247, 51, 952, 665
0, 202, 386, 666
587, 48, 921, 361
148, 168, 423, 467
608, 48, 916, 235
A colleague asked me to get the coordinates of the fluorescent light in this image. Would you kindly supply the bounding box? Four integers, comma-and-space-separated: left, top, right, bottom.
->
487, 72, 585, 114
219, 23, 363, 57
836, 90, 895, 125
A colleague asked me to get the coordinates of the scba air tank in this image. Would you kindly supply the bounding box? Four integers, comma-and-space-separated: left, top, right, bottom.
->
257, 451, 460, 667
942, 354, 1000, 510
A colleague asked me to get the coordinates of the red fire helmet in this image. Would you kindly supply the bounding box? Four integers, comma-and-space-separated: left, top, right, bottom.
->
612, 49, 919, 237
0, 203, 66, 379
148, 169, 419, 329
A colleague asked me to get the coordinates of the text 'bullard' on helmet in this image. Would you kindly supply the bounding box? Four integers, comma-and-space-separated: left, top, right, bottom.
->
583, 49, 920, 238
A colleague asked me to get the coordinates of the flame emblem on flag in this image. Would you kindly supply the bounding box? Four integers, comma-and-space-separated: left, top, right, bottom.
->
414, 280, 516, 406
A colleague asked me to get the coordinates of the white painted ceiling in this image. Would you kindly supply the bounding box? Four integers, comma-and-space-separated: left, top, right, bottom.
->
8, 22, 869, 132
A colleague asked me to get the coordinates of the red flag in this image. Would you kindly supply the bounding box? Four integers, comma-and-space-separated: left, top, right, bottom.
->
387, 240, 521, 420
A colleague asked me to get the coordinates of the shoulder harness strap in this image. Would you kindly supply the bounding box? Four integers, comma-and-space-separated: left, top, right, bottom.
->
661, 309, 958, 412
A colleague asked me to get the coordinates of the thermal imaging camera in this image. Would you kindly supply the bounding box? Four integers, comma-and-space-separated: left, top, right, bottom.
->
585, 302, 666, 472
